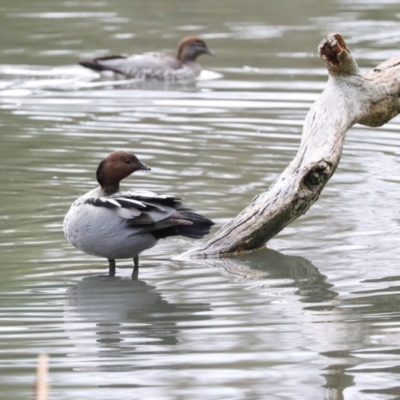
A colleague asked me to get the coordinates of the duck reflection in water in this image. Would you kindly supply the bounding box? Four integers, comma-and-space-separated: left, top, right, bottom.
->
65, 276, 210, 351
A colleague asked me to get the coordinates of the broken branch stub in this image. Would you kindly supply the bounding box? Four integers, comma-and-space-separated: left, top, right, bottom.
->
185, 33, 400, 258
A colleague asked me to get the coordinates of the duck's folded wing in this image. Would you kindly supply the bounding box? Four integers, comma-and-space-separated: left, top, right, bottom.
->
79, 53, 183, 76
119, 190, 181, 205
83, 191, 213, 239
83, 191, 181, 227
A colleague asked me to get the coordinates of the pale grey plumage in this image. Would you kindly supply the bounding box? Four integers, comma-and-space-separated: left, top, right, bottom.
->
79, 36, 214, 81
63, 151, 214, 276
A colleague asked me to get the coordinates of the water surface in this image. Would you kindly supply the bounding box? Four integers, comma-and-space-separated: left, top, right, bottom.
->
1, 1, 400, 399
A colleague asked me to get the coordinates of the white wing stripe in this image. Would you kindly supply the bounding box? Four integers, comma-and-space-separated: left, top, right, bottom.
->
104, 198, 121, 208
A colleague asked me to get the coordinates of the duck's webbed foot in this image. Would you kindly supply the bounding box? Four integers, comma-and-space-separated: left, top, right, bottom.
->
132, 256, 139, 280
108, 259, 116, 277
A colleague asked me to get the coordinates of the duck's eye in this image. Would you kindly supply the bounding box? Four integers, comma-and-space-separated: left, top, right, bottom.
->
125, 159, 131, 164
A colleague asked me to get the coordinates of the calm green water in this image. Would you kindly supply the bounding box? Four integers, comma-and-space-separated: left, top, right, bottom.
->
1, 0, 400, 399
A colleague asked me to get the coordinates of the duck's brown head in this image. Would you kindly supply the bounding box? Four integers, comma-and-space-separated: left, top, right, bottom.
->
96, 151, 150, 194
177, 36, 215, 62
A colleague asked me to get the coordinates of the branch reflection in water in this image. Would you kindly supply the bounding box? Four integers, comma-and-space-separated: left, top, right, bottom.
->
196, 248, 349, 398
193, 247, 337, 304
213, 249, 400, 400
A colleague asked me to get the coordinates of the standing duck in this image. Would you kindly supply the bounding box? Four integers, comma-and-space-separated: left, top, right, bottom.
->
79, 36, 215, 81
63, 151, 214, 277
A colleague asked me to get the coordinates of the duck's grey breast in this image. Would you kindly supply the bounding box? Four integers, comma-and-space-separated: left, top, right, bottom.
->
64, 203, 157, 260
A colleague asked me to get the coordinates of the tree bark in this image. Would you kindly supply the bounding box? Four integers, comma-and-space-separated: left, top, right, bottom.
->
185, 33, 400, 258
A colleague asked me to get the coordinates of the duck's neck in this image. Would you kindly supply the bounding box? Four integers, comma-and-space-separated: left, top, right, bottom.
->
185, 60, 201, 75
100, 184, 120, 196
96, 159, 122, 195
177, 47, 199, 63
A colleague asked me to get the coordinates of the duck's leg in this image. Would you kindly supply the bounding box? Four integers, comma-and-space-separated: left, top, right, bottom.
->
132, 256, 139, 279
108, 259, 116, 277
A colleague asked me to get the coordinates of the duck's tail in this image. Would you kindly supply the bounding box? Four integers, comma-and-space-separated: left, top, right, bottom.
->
152, 206, 214, 240
79, 56, 125, 74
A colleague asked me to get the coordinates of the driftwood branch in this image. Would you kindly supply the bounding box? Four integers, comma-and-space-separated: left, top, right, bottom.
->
185, 33, 400, 258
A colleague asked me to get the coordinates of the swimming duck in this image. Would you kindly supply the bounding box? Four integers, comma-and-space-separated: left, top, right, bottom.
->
63, 151, 214, 277
79, 36, 215, 81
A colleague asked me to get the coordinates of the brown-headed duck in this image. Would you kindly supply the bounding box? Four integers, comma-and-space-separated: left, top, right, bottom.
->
79, 36, 215, 81
63, 151, 214, 277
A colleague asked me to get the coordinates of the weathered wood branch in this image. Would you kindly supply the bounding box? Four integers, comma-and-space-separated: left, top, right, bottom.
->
184, 33, 400, 258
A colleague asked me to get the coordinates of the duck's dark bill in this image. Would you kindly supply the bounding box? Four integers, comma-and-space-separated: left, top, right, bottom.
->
138, 161, 151, 171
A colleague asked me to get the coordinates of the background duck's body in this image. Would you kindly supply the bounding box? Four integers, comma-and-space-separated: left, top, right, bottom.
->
79, 36, 214, 81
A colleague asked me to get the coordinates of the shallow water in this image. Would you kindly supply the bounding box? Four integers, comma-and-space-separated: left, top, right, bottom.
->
1, 0, 400, 399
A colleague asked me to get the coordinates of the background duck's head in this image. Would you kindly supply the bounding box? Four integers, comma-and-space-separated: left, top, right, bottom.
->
177, 36, 215, 62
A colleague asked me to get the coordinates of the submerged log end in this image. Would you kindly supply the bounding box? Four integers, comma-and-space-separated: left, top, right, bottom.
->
318, 33, 360, 76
